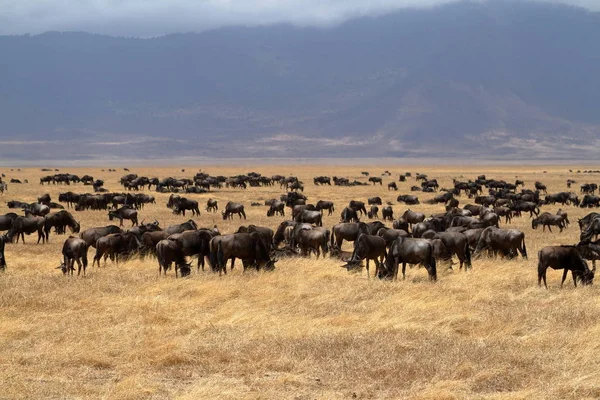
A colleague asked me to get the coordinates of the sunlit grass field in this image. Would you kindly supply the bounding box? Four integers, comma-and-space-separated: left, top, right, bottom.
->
1, 164, 599, 399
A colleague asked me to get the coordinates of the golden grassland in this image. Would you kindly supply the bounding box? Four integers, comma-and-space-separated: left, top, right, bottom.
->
1, 164, 600, 399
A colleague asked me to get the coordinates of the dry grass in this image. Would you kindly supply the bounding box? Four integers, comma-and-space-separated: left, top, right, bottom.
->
1, 164, 600, 399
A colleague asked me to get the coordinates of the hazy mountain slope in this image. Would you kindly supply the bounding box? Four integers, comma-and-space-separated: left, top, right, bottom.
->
0, 1, 599, 160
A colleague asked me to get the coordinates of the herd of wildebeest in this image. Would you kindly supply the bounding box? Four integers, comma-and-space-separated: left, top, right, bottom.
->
1, 169, 600, 289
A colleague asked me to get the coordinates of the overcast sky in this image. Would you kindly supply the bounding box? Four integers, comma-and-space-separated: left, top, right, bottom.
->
0, 0, 597, 37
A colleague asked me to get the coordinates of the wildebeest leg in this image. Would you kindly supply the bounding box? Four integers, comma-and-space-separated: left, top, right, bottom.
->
230, 258, 235, 271
76, 258, 83, 276
366, 259, 370, 279
119, 218, 124, 227
572, 271, 578, 287
560, 269, 568, 288
547, 225, 552, 233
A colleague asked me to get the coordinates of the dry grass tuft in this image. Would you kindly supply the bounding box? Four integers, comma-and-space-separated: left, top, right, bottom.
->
0, 164, 599, 399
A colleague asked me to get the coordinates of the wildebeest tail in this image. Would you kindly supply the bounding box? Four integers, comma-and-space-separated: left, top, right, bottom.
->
217, 241, 225, 272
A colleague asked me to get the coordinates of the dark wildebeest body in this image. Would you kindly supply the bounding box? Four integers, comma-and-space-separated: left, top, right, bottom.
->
368, 205, 379, 219
212, 232, 275, 275
532, 212, 567, 233
368, 196, 382, 205
349, 200, 367, 216
330, 222, 371, 251
108, 206, 138, 227
169, 229, 216, 271
341, 207, 360, 223
576, 240, 600, 270
25, 203, 51, 217
222, 202, 246, 220
267, 200, 285, 217
392, 218, 409, 232
295, 209, 323, 227
474, 227, 527, 259
93, 232, 141, 267
142, 231, 170, 257
382, 206, 394, 221
296, 229, 329, 258
580, 195, 600, 208
432, 231, 472, 270
7, 216, 46, 243
58, 237, 89, 276
44, 210, 80, 241
79, 225, 123, 248
342, 234, 387, 277
173, 198, 201, 216
376, 228, 409, 247
388, 182, 398, 191
156, 239, 191, 277
165, 219, 198, 235
382, 236, 437, 281
0, 213, 18, 233
316, 200, 335, 216
402, 210, 425, 227
579, 216, 600, 243
206, 199, 218, 212
0, 234, 6, 271
511, 201, 540, 218
538, 246, 595, 289
397, 195, 420, 205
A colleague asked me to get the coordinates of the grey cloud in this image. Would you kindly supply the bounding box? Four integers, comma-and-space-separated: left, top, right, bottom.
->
0, 0, 598, 37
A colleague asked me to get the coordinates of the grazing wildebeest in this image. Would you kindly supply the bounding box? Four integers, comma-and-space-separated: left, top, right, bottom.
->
273, 220, 297, 248
44, 210, 80, 241
402, 209, 425, 227
388, 182, 398, 191
222, 202, 246, 220
431, 231, 472, 271
142, 230, 170, 258
368, 196, 382, 205
341, 207, 360, 223
580, 195, 600, 208
156, 239, 191, 277
165, 219, 197, 235
267, 200, 285, 217
296, 229, 329, 258
397, 195, 420, 205
93, 232, 141, 267
38, 194, 51, 205
532, 212, 567, 233
538, 246, 595, 289
534, 181, 548, 194
108, 206, 138, 227
381, 236, 437, 281
57, 237, 89, 276
463, 204, 483, 216
575, 240, 600, 270
556, 209, 570, 227
330, 222, 371, 251
315, 200, 335, 216
382, 206, 394, 221
169, 229, 217, 271
212, 232, 275, 275
578, 212, 600, 232
580, 216, 600, 243
79, 225, 123, 248
367, 205, 379, 219
341, 234, 387, 277
313, 176, 331, 185
493, 206, 513, 224
7, 216, 46, 243
349, 200, 367, 216
473, 227, 527, 259
0, 234, 6, 271
295, 209, 323, 227
206, 198, 218, 212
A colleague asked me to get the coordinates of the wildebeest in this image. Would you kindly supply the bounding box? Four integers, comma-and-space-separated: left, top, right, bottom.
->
295, 209, 323, 227
511, 201, 540, 218
108, 206, 138, 226
25, 203, 51, 217
341, 207, 360, 223
267, 200, 285, 217
382, 206, 394, 221
381, 236, 437, 281
211, 232, 275, 274
532, 212, 567, 233
368, 196, 382, 205
0, 234, 6, 271
315, 200, 335, 216
79, 225, 123, 248
44, 210, 81, 241
169, 229, 217, 271
430, 231, 472, 270
349, 200, 367, 216
401, 209, 425, 227
296, 228, 329, 258
142, 230, 170, 257
93, 232, 141, 267
330, 222, 371, 250
368, 177, 382, 185
57, 237, 89, 276
156, 239, 191, 277
534, 181, 548, 194
388, 182, 398, 191
341, 234, 387, 277
172, 197, 200, 216
313, 176, 331, 185
580, 195, 600, 208
537, 246, 595, 289
222, 202, 246, 220
473, 227, 527, 259
367, 205, 379, 219
206, 198, 218, 212
556, 209, 570, 227
376, 228, 409, 247
6, 216, 46, 243
0, 212, 18, 233
165, 219, 198, 235
397, 195, 420, 205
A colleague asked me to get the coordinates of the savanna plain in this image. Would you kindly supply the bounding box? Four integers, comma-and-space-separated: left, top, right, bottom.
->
1, 164, 599, 400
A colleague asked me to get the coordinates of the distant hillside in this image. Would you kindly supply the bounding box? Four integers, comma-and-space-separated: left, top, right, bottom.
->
1, 0, 599, 161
